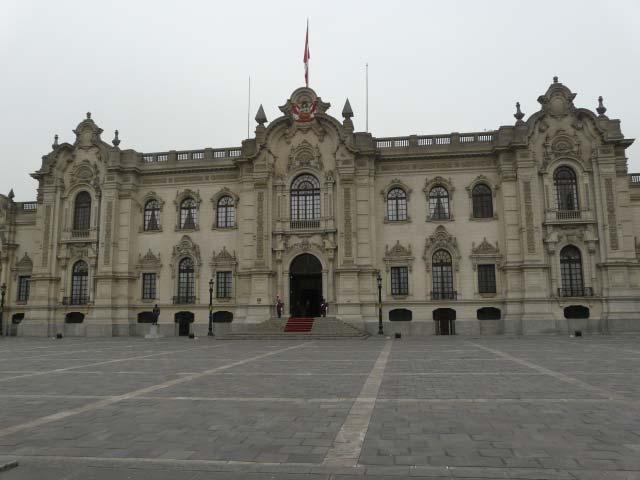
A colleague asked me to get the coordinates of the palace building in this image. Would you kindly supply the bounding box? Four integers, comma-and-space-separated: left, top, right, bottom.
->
1, 78, 639, 337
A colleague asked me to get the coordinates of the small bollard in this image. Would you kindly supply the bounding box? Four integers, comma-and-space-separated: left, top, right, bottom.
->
188, 333, 195, 339
574, 330, 582, 337
395, 332, 402, 339
55, 333, 63, 339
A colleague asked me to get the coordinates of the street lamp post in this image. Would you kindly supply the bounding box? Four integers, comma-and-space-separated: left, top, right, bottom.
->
376, 271, 383, 335
208, 278, 214, 336
0, 283, 6, 337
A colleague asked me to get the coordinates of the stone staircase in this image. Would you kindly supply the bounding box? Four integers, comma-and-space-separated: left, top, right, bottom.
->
215, 316, 369, 340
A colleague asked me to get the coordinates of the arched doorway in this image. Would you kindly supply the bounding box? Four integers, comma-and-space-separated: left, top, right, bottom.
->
433, 308, 456, 335
174, 311, 194, 336
289, 253, 322, 317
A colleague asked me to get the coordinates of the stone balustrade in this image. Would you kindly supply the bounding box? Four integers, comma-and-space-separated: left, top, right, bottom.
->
141, 147, 242, 164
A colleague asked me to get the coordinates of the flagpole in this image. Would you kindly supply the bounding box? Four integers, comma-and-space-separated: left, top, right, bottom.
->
366, 63, 369, 132
247, 76, 251, 138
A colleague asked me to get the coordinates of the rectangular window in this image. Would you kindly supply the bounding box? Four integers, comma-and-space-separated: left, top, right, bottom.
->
216, 271, 233, 298
478, 264, 496, 294
17, 275, 31, 302
142, 273, 157, 300
390, 267, 409, 296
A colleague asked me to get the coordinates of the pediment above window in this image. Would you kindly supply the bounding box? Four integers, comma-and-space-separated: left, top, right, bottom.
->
423, 226, 460, 271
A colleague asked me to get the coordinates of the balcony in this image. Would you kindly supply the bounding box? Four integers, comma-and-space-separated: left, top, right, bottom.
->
62, 296, 90, 305
290, 219, 321, 230
71, 229, 91, 238
545, 209, 594, 224
173, 295, 196, 305
558, 287, 594, 297
431, 290, 458, 300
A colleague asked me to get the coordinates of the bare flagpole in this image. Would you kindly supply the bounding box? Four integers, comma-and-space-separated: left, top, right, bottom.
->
366, 63, 369, 132
247, 76, 251, 138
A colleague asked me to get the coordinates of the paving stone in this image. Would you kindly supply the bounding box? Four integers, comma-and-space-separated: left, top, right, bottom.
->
1, 337, 640, 479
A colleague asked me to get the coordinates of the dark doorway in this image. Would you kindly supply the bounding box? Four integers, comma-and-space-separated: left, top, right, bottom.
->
213, 311, 233, 323
137, 311, 155, 323
289, 254, 322, 317
65, 312, 85, 324
433, 308, 456, 335
477, 307, 501, 320
564, 305, 590, 319
389, 308, 412, 322
174, 311, 194, 336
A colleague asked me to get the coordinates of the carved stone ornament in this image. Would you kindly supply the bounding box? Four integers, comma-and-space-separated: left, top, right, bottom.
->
210, 246, 237, 267
381, 178, 412, 199
12, 252, 33, 278
384, 241, 415, 272
465, 175, 498, 197
423, 176, 454, 194
140, 191, 165, 212
472, 238, 499, 255
211, 187, 239, 205
136, 249, 162, 272
171, 235, 201, 277
68, 160, 100, 189
423, 226, 460, 271
287, 140, 323, 172
73, 112, 103, 150
537, 79, 577, 119
174, 188, 201, 207
286, 238, 324, 255
542, 130, 582, 170
279, 87, 329, 142
58, 243, 98, 268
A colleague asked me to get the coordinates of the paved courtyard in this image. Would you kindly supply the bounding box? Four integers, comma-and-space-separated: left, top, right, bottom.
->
1, 335, 640, 479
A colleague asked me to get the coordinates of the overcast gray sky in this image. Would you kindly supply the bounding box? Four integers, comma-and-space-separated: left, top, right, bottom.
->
1, 0, 639, 201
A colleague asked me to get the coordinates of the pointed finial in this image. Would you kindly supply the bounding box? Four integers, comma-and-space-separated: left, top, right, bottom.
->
8, 189, 15, 200
553, 76, 558, 83
596, 96, 607, 117
52, 134, 59, 150
342, 98, 353, 119
514, 102, 525, 125
112, 129, 121, 147
86, 112, 91, 119
255, 104, 267, 125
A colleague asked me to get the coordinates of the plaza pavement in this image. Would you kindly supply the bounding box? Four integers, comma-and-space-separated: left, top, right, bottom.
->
0, 335, 640, 479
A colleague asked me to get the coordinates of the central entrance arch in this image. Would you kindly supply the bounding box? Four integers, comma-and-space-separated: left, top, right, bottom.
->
289, 253, 322, 317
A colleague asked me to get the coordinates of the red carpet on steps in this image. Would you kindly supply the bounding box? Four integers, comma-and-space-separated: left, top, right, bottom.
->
284, 317, 315, 332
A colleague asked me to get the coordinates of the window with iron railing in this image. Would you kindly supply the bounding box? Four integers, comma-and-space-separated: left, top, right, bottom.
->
290, 174, 320, 229
390, 267, 409, 295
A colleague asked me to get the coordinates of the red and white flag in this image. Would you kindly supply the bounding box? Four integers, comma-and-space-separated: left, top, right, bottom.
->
303, 20, 310, 87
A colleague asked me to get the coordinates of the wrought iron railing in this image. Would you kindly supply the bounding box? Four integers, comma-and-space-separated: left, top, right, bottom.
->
558, 287, 593, 297
62, 296, 90, 305
431, 290, 458, 300
556, 210, 582, 220
71, 229, 90, 238
173, 295, 196, 304
290, 219, 321, 230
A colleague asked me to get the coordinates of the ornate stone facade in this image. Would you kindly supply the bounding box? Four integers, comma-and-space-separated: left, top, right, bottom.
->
1, 79, 639, 336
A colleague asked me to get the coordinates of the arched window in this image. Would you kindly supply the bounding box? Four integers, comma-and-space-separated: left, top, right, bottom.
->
217, 196, 236, 228
472, 184, 493, 218
143, 199, 160, 231
432, 250, 454, 299
73, 191, 92, 232
428, 186, 450, 220
70, 260, 89, 305
177, 257, 195, 303
560, 245, 584, 296
387, 188, 407, 221
290, 174, 320, 227
179, 198, 197, 229
554, 166, 579, 211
